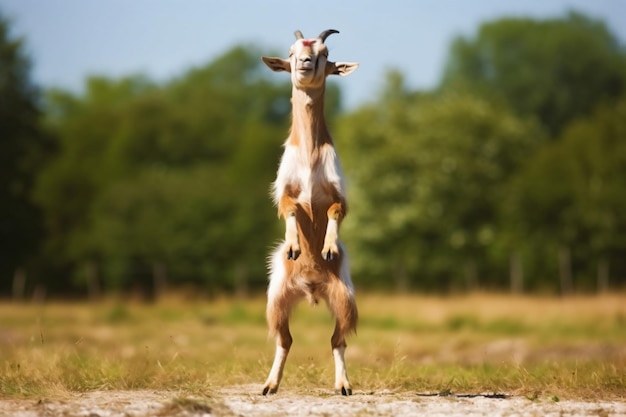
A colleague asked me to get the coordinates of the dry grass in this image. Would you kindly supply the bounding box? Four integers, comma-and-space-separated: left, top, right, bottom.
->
0, 293, 624, 401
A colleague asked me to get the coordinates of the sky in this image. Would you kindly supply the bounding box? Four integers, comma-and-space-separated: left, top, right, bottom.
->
1, 0, 625, 109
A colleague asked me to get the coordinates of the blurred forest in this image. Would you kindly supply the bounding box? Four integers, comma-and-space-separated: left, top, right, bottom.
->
2, 10, 626, 299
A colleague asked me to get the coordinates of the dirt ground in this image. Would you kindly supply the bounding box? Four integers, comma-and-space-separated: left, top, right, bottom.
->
1, 386, 625, 417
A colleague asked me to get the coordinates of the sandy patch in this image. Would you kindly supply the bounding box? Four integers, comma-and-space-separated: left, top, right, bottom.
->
1, 387, 625, 417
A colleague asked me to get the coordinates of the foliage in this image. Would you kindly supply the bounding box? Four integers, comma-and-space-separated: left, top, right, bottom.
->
33, 46, 291, 295
2, 10, 626, 296
337, 12, 626, 293
505, 99, 626, 291
441, 11, 626, 136
0, 11, 49, 294
339, 72, 544, 291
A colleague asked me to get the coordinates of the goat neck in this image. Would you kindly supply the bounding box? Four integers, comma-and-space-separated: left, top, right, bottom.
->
289, 83, 332, 154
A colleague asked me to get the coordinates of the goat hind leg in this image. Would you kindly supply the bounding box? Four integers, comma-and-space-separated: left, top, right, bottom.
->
331, 322, 352, 395
263, 322, 292, 395
262, 272, 294, 395
328, 279, 358, 395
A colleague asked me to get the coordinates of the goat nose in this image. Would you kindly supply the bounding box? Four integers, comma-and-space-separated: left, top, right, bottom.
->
301, 57, 311, 63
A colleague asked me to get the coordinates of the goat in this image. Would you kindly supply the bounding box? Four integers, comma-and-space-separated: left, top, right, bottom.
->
260, 29, 359, 396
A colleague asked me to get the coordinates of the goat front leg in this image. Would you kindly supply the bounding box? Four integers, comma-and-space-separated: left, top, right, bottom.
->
279, 193, 300, 260
322, 201, 345, 261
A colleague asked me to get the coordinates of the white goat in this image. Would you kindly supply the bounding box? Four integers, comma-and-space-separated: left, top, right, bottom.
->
261, 29, 359, 395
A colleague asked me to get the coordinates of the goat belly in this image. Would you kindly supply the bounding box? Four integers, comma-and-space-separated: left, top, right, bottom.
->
289, 264, 338, 305
294, 206, 327, 246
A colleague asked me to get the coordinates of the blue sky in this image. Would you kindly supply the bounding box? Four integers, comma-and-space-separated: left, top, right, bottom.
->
2, 0, 625, 109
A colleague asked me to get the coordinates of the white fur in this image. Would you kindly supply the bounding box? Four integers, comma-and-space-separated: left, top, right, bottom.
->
333, 345, 350, 392
320, 145, 346, 197
273, 144, 346, 209
264, 344, 289, 394
267, 244, 287, 301
272, 145, 304, 204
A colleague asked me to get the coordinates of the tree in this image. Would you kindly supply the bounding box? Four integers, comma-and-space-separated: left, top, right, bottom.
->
570, 100, 626, 291
506, 98, 626, 293
0, 11, 49, 297
338, 71, 543, 292
441, 11, 626, 136
35, 45, 299, 296
33, 76, 156, 295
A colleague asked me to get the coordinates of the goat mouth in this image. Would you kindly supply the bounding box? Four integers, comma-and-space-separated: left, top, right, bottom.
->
298, 60, 315, 71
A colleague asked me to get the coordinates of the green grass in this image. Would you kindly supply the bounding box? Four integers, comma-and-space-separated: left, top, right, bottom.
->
0, 293, 624, 400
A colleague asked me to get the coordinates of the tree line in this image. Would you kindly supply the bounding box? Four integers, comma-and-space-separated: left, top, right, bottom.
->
2, 10, 625, 299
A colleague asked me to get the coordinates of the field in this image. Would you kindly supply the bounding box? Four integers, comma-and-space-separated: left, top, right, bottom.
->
0, 293, 625, 416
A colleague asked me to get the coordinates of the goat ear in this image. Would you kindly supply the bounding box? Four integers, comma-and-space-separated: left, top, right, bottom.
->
262, 56, 291, 73
326, 61, 359, 76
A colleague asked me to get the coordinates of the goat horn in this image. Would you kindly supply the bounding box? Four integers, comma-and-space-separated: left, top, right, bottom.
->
318, 29, 339, 42
294, 30, 304, 40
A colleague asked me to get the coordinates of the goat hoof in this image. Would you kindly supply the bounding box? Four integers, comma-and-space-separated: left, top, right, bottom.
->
262, 385, 278, 395
337, 387, 352, 396
323, 250, 334, 261
286, 248, 300, 260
